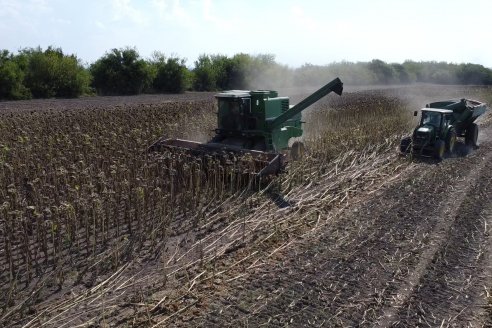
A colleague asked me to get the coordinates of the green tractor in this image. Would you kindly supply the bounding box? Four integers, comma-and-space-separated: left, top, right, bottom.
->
400, 98, 488, 160
150, 78, 343, 177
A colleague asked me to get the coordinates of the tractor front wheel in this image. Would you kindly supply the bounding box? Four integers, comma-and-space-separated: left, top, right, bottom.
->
434, 140, 445, 161
445, 129, 457, 155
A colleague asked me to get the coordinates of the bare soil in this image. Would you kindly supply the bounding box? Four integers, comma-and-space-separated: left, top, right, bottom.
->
183, 122, 492, 327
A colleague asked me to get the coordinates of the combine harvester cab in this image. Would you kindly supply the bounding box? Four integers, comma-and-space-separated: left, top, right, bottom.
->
400, 98, 488, 160
149, 77, 343, 178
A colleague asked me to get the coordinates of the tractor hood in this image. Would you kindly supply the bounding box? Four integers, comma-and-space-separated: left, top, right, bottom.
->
417, 126, 432, 134
413, 124, 435, 144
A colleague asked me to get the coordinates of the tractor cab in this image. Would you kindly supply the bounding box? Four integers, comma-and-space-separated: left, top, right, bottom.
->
419, 108, 454, 132
421, 110, 442, 128
413, 108, 454, 150
213, 89, 292, 151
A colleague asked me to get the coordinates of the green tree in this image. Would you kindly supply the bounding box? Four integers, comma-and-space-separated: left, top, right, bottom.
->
0, 50, 31, 100
402, 60, 420, 82
368, 59, 396, 84
150, 52, 191, 93
193, 54, 217, 91
23, 47, 58, 97
56, 53, 91, 97
210, 54, 231, 90
456, 63, 492, 84
21, 46, 90, 98
90, 47, 152, 95
391, 63, 410, 83
227, 53, 251, 89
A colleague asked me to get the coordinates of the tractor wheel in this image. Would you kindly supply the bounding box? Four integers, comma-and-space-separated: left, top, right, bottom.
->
400, 136, 412, 153
445, 129, 457, 154
290, 141, 305, 161
434, 140, 445, 161
465, 123, 479, 147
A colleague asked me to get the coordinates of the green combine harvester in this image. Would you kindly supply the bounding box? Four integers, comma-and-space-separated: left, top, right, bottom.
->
149, 77, 343, 177
400, 98, 488, 160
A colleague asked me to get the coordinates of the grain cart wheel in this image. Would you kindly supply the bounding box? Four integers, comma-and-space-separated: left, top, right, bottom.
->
465, 123, 479, 147
434, 140, 446, 160
400, 136, 412, 153
445, 129, 457, 154
290, 141, 305, 161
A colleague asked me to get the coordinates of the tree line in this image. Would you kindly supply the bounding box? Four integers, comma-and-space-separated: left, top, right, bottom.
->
1, 46, 492, 100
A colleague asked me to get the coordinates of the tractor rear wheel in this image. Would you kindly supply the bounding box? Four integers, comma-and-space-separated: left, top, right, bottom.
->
445, 129, 457, 154
465, 123, 479, 147
434, 140, 445, 161
290, 141, 305, 161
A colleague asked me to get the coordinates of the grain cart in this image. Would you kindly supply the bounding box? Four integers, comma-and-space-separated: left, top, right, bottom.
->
149, 77, 343, 177
400, 98, 488, 160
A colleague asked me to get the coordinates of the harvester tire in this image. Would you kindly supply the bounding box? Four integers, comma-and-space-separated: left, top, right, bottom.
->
445, 129, 457, 154
465, 123, 478, 147
434, 140, 445, 160
400, 136, 412, 153
290, 141, 305, 161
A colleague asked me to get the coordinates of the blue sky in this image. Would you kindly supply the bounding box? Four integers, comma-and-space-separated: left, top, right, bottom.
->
1, 0, 491, 68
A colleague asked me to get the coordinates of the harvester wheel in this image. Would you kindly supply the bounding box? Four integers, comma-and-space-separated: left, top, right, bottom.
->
290, 141, 305, 161
434, 140, 445, 160
445, 129, 457, 154
465, 123, 479, 147
400, 136, 412, 153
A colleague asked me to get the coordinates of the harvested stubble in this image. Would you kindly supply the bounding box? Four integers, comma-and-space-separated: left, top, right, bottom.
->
0, 91, 413, 326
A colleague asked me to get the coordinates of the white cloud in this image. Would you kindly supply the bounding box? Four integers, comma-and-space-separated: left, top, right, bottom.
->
151, 0, 195, 28
110, 0, 148, 25
202, 0, 213, 21
0, 0, 53, 36
0, 0, 20, 18
52, 17, 71, 25
95, 21, 106, 29
152, 0, 168, 14
202, 0, 233, 30
0, 0, 51, 20
289, 4, 320, 32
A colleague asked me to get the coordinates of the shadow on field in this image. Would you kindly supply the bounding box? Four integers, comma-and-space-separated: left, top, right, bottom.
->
404, 141, 477, 164
266, 189, 293, 208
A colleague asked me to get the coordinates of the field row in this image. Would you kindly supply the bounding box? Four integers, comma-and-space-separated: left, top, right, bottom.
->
0, 87, 456, 325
